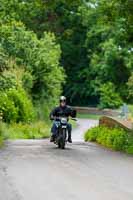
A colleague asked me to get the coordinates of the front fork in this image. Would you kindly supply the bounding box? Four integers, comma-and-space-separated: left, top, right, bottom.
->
57, 127, 67, 142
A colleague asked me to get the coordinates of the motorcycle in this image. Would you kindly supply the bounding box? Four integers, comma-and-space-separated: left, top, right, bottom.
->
53, 117, 76, 149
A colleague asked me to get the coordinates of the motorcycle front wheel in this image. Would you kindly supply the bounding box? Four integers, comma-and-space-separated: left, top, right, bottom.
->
58, 129, 66, 149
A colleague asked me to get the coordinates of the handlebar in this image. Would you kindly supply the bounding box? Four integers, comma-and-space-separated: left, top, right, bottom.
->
50, 116, 77, 121
71, 118, 77, 121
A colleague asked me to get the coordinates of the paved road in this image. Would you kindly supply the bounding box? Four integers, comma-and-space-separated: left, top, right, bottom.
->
0, 119, 133, 200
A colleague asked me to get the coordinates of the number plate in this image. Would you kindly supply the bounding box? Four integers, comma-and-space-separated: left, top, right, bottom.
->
62, 126, 67, 128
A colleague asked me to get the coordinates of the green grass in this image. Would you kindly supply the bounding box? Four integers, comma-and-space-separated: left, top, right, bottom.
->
0, 121, 50, 140
0, 122, 5, 147
0, 136, 4, 147
128, 105, 133, 117
77, 113, 101, 120
70, 119, 77, 128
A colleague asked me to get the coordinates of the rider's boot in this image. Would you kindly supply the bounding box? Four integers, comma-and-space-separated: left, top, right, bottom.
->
68, 132, 72, 143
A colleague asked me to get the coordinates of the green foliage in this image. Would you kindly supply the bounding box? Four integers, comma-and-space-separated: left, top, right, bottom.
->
62, 0, 132, 105
0, 88, 35, 123
0, 121, 50, 140
0, 92, 18, 123
85, 126, 133, 154
8, 88, 35, 122
0, 58, 26, 92
0, 72, 17, 91
7, 121, 50, 139
0, 122, 8, 146
32, 32, 65, 102
0, 136, 3, 147
127, 73, 133, 101
0, 45, 9, 72
0, 22, 64, 124
0, 0, 132, 131
22, 71, 33, 93
0, 1, 67, 140
84, 126, 98, 142
128, 105, 133, 118
99, 82, 123, 109
0, 123, 3, 146
0, 22, 64, 104
96, 127, 127, 151
0, 0, 132, 107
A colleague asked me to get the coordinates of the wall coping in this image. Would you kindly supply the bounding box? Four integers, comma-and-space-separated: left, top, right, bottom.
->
99, 116, 133, 132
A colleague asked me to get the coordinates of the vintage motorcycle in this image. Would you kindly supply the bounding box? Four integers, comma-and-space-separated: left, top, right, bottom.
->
53, 117, 76, 149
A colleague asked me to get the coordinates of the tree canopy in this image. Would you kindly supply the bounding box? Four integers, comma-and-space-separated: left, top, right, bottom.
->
0, 0, 133, 122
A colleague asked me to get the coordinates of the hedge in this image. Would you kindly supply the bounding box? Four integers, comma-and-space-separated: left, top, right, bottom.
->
84, 126, 133, 154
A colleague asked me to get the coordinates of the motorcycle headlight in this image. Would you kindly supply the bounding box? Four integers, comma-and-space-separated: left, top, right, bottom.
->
61, 118, 67, 124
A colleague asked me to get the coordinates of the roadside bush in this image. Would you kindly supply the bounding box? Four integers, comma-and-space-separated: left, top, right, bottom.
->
125, 134, 133, 154
84, 126, 99, 142
84, 126, 132, 154
7, 88, 35, 122
0, 88, 35, 123
0, 92, 18, 122
125, 146, 133, 154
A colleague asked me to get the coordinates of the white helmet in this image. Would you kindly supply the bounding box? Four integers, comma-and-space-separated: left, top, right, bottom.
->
60, 96, 66, 102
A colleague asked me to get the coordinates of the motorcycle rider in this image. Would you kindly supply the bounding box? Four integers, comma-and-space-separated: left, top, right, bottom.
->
50, 96, 76, 143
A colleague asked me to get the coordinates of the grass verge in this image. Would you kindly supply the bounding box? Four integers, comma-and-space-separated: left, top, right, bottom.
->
0, 136, 3, 147
0, 121, 50, 141
70, 119, 77, 128
77, 113, 101, 120
0, 122, 5, 147
84, 126, 133, 154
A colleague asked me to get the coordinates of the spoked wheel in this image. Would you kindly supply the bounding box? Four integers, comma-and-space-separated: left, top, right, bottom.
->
58, 142, 61, 149
60, 140, 65, 149
58, 138, 65, 149
58, 129, 66, 149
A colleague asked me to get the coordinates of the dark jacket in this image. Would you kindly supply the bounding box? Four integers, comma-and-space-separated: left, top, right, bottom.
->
50, 105, 76, 120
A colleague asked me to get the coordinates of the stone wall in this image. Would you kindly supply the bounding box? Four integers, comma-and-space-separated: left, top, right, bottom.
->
99, 116, 133, 132
73, 107, 119, 117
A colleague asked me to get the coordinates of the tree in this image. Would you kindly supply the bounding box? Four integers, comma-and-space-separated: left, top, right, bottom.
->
0, 0, 132, 107
99, 82, 123, 109
0, 22, 65, 104
72, 0, 133, 105
127, 73, 133, 102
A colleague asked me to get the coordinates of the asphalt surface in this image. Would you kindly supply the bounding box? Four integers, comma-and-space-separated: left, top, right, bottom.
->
0, 119, 133, 200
